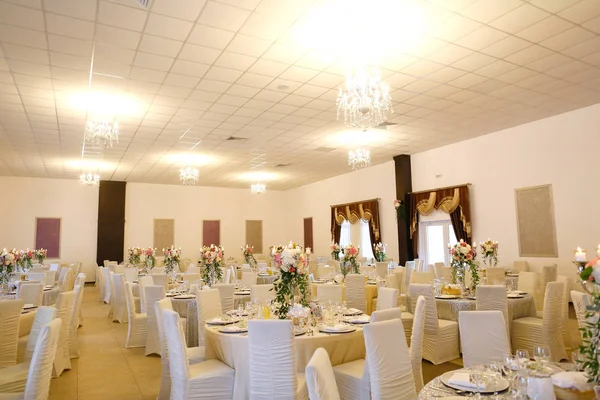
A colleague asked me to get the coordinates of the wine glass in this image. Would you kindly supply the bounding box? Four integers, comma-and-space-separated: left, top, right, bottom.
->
515, 349, 530, 370
470, 365, 485, 399
533, 346, 550, 372
502, 354, 517, 395
571, 350, 584, 371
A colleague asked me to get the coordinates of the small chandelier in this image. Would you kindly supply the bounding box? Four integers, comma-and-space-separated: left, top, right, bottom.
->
250, 182, 266, 194
348, 149, 371, 170
337, 67, 393, 130
179, 166, 199, 185
85, 119, 119, 148
80, 172, 100, 186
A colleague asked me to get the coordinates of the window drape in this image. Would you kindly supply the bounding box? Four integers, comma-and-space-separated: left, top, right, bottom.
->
330, 198, 381, 252
408, 185, 472, 258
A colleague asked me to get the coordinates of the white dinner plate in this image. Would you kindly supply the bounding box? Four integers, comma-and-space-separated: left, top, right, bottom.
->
218, 325, 247, 334
343, 308, 363, 316
173, 294, 194, 299
23, 304, 37, 310
294, 328, 307, 336
436, 294, 459, 299
234, 291, 250, 295
319, 325, 357, 334
226, 310, 248, 317
507, 294, 524, 298
440, 370, 509, 394
207, 317, 240, 326
165, 293, 176, 297
526, 361, 564, 376
345, 315, 371, 324
44, 285, 54, 289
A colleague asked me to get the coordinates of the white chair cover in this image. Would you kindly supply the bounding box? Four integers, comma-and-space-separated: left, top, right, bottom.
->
518, 271, 538, 295
409, 283, 459, 365
17, 282, 43, 306
196, 289, 222, 347
375, 288, 398, 311
512, 281, 567, 362
53, 290, 74, 377
152, 274, 169, 289
125, 282, 147, 348
241, 271, 257, 287
363, 319, 416, 400
27, 272, 46, 282
251, 284, 275, 305
513, 260, 529, 272
410, 296, 426, 392
74, 272, 86, 288
49, 263, 59, 272
112, 274, 128, 323
359, 266, 374, 276
317, 265, 335, 279
536, 265, 557, 311
433, 265, 451, 282
345, 274, 366, 313
317, 285, 343, 306
68, 285, 84, 358
145, 285, 166, 356
182, 274, 201, 283
214, 284, 235, 313
138, 276, 154, 314
102, 267, 111, 304
45, 270, 56, 287
57, 267, 68, 286
371, 307, 402, 322
306, 348, 341, 400
459, 310, 510, 368
123, 267, 138, 283
485, 268, 506, 284
556, 276, 571, 345
18, 306, 56, 364
404, 261, 415, 288
410, 271, 435, 284
152, 266, 166, 275
571, 290, 591, 337
248, 319, 308, 400
0, 299, 24, 368
375, 262, 388, 279
476, 285, 509, 336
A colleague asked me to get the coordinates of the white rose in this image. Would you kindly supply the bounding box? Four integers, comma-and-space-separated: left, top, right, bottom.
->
592, 265, 600, 284
460, 246, 469, 255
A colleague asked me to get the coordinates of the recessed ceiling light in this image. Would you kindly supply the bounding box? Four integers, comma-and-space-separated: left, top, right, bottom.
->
277, 84, 290, 90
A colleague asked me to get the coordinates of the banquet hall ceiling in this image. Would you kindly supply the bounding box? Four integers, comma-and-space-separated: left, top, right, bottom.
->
0, 0, 599, 189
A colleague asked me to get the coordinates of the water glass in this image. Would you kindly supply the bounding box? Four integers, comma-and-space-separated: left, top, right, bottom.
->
515, 349, 530, 370
514, 374, 528, 399
571, 350, 584, 371
502, 354, 518, 394
471, 365, 485, 399
533, 346, 550, 370
488, 362, 503, 400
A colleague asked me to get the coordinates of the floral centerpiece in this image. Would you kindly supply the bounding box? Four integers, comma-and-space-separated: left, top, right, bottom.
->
272, 243, 310, 319
18, 249, 34, 271
0, 248, 16, 286
35, 248, 47, 264
162, 246, 181, 276
374, 242, 387, 262
480, 239, 498, 267
241, 245, 256, 267
341, 244, 360, 277
144, 247, 156, 269
201, 244, 224, 287
330, 243, 340, 261
128, 247, 142, 265
449, 240, 479, 292
574, 248, 600, 388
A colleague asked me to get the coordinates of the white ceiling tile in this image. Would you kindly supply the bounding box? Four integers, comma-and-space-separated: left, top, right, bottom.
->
490, 4, 549, 34
546, 60, 592, 78
151, 0, 206, 21
278, 66, 320, 83
93, 61, 131, 78
138, 35, 183, 58
214, 52, 257, 71
261, 41, 306, 64
226, 34, 273, 57
170, 59, 209, 78
460, 0, 522, 23
516, 15, 574, 43
563, 37, 600, 59
558, 0, 600, 24
455, 26, 509, 51
239, 11, 295, 41
505, 45, 554, 66
426, 44, 473, 65
451, 52, 496, 72
475, 59, 518, 78
163, 73, 200, 88
0, 24, 47, 49
50, 52, 90, 71
98, 1, 147, 31
9, 59, 51, 77
196, 78, 232, 93
236, 72, 274, 88
198, 1, 251, 32
157, 85, 192, 98
94, 43, 135, 65
145, 13, 193, 41
95, 24, 141, 49
540, 27, 596, 52
527, 52, 571, 72
583, 15, 600, 33
248, 59, 289, 77
429, 14, 481, 41
133, 52, 174, 71
0, 2, 45, 30
187, 24, 235, 50
2, 44, 49, 64
481, 36, 531, 58
129, 66, 167, 83
179, 43, 221, 64
402, 60, 444, 77
44, 0, 97, 20
427, 66, 467, 83
45, 12, 94, 40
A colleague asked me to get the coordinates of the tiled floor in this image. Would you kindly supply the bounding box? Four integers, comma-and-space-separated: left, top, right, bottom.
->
50, 285, 582, 399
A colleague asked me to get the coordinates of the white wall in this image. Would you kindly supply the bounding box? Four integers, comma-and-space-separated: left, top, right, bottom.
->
284, 161, 399, 261
0, 176, 99, 279
411, 103, 600, 276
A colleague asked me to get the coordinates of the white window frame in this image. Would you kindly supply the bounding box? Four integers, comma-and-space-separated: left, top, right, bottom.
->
418, 212, 457, 267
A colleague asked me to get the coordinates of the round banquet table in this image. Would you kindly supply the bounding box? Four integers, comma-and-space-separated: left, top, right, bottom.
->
256, 274, 278, 285
205, 325, 366, 400
406, 293, 536, 323
0, 287, 60, 306
311, 282, 379, 314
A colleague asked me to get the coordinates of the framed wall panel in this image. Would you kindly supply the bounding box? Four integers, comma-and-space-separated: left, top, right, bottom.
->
203, 220, 220, 246
35, 218, 61, 258
515, 184, 558, 257
303, 217, 313, 251
154, 219, 174, 250
245, 220, 263, 254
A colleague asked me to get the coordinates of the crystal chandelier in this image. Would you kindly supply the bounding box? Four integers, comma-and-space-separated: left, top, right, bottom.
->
348, 149, 371, 170
337, 67, 393, 129
80, 172, 100, 187
85, 120, 119, 149
179, 166, 199, 185
250, 182, 266, 194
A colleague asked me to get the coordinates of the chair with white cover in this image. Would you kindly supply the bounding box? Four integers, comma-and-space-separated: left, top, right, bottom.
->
214, 284, 235, 313
248, 319, 308, 400
27, 272, 46, 283
112, 274, 128, 323
0, 299, 24, 368
375, 287, 398, 311
375, 262, 388, 279
363, 319, 417, 400
155, 299, 206, 400
187, 266, 200, 275
145, 285, 165, 356
16, 306, 57, 365
74, 273, 86, 287
138, 276, 154, 313
370, 307, 402, 323
96, 267, 105, 301
410, 283, 459, 365
49, 263, 59, 272
123, 268, 138, 283
345, 274, 367, 314
535, 265, 557, 312
0, 318, 62, 400
241, 264, 251, 272
195, 289, 223, 347
359, 265, 374, 276
68, 285, 84, 358
163, 309, 234, 400
102, 267, 111, 304
17, 282, 43, 306
556, 275, 571, 345
57, 267, 68, 286
45, 270, 56, 287
250, 284, 275, 305
511, 281, 567, 362
152, 274, 169, 290
404, 261, 415, 285
241, 271, 257, 288
433, 265, 452, 282
152, 267, 166, 275
486, 268, 506, 285
317, 285, 343, 306
182, 274, 201, 284
410, 296, 426, 393
476, 285, 509, 336
513, 261, 529, 272
459, 310, 510, 368
410, 271, 435, 284
571, 291, 591, 339
306, 348, 341, 400
125, 282, 147, 348
317, 265, 335, 279
518, 271, 538, 295
53, 290, 75, 377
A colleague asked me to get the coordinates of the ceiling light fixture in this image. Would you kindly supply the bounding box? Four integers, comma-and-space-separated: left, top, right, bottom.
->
250, 182, 266, 194
80, 172, 100, 187
179, 166, 199, 186
337, 67, 393, 130
85, 119, 119, 149
348, 148, 371, 170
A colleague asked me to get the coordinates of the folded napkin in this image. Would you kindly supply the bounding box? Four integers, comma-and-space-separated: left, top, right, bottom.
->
347, 315, 370, 324
552, 372, 594, 392
344, 308, 363, 315
219, 325, 246, 333
448, 372, 485, 390
322, 324, 349, 332
527, 377, 556, 400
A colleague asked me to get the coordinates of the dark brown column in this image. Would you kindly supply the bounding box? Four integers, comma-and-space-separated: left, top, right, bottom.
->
96, 181, 126, 265
393, 155, 412, 265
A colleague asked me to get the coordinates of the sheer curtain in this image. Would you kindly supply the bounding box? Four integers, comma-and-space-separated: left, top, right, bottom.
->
339, 220, 375, 261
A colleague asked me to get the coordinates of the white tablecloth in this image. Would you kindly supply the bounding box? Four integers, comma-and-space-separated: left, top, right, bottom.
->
205, 325, 366, 400
256, 274, 278, 285
311, 282, 379, 314
0, 287, 59, 306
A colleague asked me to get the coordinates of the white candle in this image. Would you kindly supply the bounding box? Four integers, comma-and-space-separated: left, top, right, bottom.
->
575, 247, 587, 262
596, 244, 600, 257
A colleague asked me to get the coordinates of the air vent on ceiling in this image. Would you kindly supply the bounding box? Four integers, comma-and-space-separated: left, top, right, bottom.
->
136, 0, 151, 8
226, 136, 248, 141
275, 163, 292, 168
374, 121, 398, 129
314, 147, 336, 153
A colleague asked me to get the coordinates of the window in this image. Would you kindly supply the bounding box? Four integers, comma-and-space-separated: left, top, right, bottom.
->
339, 220, 375, 261
418, 216, 457, 267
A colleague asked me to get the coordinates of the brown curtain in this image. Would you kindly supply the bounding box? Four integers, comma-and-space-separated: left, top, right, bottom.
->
330, 199, 381, 248
408, 185, 472, 258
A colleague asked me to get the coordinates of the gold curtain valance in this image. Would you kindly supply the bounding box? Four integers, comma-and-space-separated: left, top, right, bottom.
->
330, 198, 380, 242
